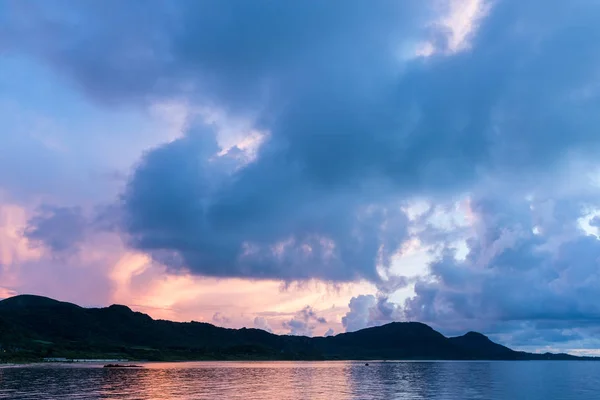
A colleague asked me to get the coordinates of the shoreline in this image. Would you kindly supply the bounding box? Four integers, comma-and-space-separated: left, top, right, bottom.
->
3, 358, 598, 367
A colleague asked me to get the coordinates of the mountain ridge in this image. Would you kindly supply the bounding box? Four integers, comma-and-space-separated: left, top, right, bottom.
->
0, 295, 594, 362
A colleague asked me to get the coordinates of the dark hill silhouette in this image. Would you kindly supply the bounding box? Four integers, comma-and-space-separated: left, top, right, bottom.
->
449, 331, 515, 359
0, 295, 591, 361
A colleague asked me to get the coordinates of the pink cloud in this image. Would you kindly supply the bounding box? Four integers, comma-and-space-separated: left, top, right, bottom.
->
0, 199, 376, 336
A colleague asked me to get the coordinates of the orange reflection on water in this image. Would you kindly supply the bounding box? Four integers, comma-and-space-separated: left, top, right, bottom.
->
97, 362, 354, 400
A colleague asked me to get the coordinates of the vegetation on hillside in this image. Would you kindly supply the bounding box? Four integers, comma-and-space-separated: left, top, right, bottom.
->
0, 295, 591, 362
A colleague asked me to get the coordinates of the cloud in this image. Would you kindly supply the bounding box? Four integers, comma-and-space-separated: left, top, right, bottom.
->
4, 0, 600, 353
23, 205, 87, 253
212, 312, 231, 326
324, 328, 335, 337
342, 295, 403, 332
253, 317, 273, 333
0, 201, 125, 307
6, 0, 600, 286
121, 124, 410, 282
507, 324, 585, 347
403, 189, 600, 348
0, 59, 189, 205
93, 0, 428, 283
282, 306, 327, 336
1, 1, 431, 107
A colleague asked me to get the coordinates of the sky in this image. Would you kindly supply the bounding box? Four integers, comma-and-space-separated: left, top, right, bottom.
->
2, 0, 600, 355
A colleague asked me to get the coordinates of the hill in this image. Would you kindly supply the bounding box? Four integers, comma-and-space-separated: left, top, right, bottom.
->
0, 295, 591, 362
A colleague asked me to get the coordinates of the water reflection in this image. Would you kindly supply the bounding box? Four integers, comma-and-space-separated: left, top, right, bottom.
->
95, 363, 355, 400
0, 361, 599, 399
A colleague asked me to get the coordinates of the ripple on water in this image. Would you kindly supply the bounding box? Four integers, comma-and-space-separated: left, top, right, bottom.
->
1, 361, 599, 400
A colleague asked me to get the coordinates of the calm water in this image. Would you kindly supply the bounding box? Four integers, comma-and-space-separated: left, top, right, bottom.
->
1, 361, 599, 399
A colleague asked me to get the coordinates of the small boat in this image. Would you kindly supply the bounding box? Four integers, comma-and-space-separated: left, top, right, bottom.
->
103, 364, 143, 368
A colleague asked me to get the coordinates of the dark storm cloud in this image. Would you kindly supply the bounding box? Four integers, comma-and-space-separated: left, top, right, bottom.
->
122, 126, 410, 281
105, 0, 425, 282
0, 0, 430, 109
114, 0, 600, 282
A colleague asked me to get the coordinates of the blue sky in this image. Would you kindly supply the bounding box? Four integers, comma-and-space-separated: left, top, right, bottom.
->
2, 0, 600, 354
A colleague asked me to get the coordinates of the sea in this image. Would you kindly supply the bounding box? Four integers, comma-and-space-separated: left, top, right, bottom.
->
1, 360, 599, 399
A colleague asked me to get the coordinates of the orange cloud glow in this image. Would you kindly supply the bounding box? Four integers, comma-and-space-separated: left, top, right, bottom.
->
0, 199, 378, 335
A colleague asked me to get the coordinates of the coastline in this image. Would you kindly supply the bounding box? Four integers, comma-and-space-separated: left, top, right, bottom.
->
3, 355, 600, 366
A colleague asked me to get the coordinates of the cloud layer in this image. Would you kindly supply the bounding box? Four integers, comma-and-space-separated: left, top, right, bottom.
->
2, 0, 600, 352
122, 0, 600, 288
405, 191, 600, 340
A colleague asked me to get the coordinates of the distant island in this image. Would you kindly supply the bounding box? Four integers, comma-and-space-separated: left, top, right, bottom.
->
0, 295, 593, 362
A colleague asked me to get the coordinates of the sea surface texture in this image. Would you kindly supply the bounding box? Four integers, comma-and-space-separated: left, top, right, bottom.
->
1, 361, 598, 399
